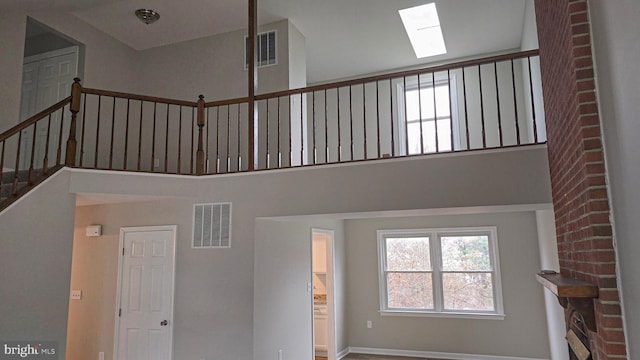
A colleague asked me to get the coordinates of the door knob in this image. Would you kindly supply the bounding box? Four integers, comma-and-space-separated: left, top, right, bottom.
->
160, 320, 168, 326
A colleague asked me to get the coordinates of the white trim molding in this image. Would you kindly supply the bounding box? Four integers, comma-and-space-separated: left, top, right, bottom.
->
337, 348, 350, 360
346, 347, 549, 360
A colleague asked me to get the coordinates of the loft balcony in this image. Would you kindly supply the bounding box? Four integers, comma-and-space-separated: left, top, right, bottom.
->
0, 50, 545, 210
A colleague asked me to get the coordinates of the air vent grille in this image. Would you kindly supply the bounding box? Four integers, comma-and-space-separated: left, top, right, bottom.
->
245, 30, 276, 68
192, 203, 231, 248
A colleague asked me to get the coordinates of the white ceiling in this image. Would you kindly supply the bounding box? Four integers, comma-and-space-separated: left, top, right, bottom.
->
5, 0, 529, 84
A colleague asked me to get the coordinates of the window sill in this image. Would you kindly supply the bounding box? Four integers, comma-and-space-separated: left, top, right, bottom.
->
379, 309, 505, 320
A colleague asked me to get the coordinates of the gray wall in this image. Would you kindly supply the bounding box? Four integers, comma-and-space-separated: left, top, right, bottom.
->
344, 212, 549, 359
588, 0, 640, 356
0, 172, 76, 359
0, 10, 139, 133
62, 146, 551, 360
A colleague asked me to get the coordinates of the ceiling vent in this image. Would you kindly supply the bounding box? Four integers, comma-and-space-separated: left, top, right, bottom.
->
192, 203, 231, 248
245, 30, 277, 69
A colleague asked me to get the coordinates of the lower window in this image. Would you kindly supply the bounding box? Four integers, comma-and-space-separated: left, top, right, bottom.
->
377, 227, 504, 319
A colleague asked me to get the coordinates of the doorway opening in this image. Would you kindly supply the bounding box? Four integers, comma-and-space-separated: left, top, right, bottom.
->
18, 17, 84, 170
311, 229, 336, 360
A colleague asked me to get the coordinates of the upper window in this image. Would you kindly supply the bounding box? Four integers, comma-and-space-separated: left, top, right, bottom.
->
377, 227, 504, 319
402, 80, 456, 154
245, 30, 277, 69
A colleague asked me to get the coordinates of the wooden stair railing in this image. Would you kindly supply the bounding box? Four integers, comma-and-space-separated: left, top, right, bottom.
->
1, 50, 546, 213
0, 96, 72, 212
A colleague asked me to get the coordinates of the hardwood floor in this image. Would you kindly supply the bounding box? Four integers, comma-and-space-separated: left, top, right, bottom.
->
315, 354, 447, 360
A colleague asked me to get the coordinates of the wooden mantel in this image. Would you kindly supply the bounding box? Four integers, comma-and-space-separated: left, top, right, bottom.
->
536, 271, 599, 332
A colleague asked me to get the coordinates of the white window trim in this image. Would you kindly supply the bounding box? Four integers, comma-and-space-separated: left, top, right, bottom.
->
377, 227, 504, 320
395, 75, 460, 155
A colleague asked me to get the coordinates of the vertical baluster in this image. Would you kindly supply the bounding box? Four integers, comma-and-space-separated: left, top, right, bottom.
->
362, 83, 367, 159
528, 56, 538, 143
151, 102, 157, 172
277, 97, 281, 168
462, 67, 471, 149
164, 104, 170, 172
432, 72, 439, 153
511, 60, 521, 145
123, 99, 130, 169
494, 62, 504, 147
178, 106, 183, 174
288, 95, 292, 167
0, 141, 5, 190
80, 94, 88, 167
137, 101, 144, 171
349, 86, 354, 160
227, 104, 231, 172
266, 99, 270, 168
324, 89, 329, 163
447, 69, 454, 151
190, 107, 195, 174
28, 123, 37, 184
56, 106, 65, 166
109, 97, 116, 169
215, 106, 220, 173
337, 88, 342, 162
196, 95, 205, 175
237, 103, 241, 171
299, 93, 304, 166
312, 91, 316, 164
390, 78, 395, 157
12, 131, 22, 195
417, 74, 424, 154
375, 81, 381, 159
66, 78, 82, 166
478, 64, 487, 148
94, 95, 102, 168
42, 114, 52, 174
403, 77, 409, 155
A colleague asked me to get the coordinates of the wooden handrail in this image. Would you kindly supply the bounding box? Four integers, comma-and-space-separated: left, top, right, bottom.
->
255, 49, 540, 100
204, 97, 250, 108
82, 87, 198, 107
0, 96, 71, 143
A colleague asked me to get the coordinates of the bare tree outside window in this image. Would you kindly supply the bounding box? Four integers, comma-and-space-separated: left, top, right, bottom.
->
378, 228, 503, 317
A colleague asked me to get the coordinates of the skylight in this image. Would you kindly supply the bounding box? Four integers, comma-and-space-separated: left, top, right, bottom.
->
399, 3, 447, 58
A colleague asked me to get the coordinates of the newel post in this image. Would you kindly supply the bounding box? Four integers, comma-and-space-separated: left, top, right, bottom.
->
65, 78, 82, 166
196, 95, 205, 175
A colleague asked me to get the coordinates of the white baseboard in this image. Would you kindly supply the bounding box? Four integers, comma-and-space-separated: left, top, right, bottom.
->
346, 347, 549, 360
337, 348, 350, 359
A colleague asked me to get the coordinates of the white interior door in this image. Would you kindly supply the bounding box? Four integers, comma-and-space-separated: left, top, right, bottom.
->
116, 226, 176, 360
19, 46, 78, 169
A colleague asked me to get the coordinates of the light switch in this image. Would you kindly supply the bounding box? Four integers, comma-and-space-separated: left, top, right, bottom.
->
71, 290, 82, 300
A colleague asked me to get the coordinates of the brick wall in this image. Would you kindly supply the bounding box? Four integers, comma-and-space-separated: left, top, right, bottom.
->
534, 0, 627, 358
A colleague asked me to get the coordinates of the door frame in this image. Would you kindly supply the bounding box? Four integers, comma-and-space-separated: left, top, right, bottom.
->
311, 228, 337, 360
113, 225, 177, 360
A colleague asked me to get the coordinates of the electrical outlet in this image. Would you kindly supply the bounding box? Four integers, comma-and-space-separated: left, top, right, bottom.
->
98, 352, 104, 360
367, 320, 372, 328
71, 290, 82, 300
154, 158, 160, 168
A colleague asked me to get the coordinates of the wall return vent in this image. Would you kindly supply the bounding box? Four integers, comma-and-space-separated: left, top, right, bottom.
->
192, 203, 232, 248
245, 30, 277, 69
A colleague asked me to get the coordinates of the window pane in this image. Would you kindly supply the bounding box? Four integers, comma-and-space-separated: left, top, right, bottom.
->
441, 235, 491, 271
386, 237, 431, 271
443, 272, 494, 311
388, 272, 434, 309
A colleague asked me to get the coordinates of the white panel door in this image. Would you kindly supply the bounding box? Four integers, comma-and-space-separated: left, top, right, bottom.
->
117, 226, 176, 360
19, 47, 78, 169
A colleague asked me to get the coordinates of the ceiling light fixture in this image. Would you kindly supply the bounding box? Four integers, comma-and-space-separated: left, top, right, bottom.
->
135, 9, 160, 25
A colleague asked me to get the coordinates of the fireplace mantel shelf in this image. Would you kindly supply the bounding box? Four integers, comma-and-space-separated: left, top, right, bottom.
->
536, 272, 599, 298
536, 271, 599, 332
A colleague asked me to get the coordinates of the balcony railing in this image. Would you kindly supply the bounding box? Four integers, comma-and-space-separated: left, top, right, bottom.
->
0, 50, 545, 208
